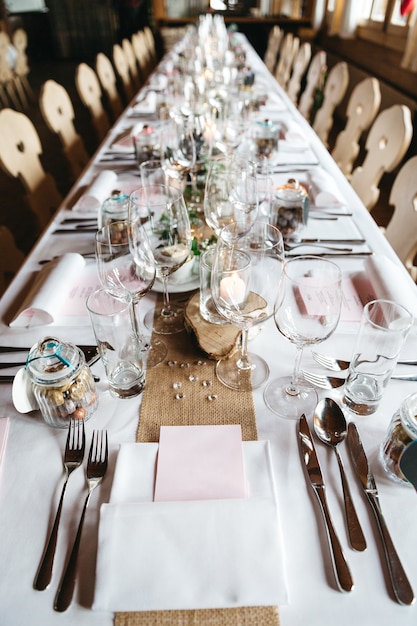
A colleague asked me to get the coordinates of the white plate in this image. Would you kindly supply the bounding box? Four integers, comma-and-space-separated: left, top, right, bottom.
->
153, 276, 200, 294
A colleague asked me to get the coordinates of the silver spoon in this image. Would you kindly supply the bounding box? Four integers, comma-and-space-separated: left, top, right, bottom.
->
314, 397, 367, 551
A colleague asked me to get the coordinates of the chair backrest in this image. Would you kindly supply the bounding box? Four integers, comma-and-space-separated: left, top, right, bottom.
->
287, 42, 311, 104
39, 79, 89, 181
122, 38, 142, 91
350, 104, 413, 211
0, 31, 21, 109
264, 25, 282, 74
75, 62, 110, 142
12, 28, 29, 78
132, 31, 151, 80
113, 43, 135, 103
312, 61, 349, 146
384, 155, 417, 280
275, 33, 299, 88
95, 52, 124, 120
143, 26, 158, 68
0, 108, 63, 228
332, 77, 381, 176
298, 50, 327, 120
0, 225, 25, 296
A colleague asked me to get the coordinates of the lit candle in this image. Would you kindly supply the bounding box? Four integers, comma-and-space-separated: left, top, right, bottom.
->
219, 273, 246, 306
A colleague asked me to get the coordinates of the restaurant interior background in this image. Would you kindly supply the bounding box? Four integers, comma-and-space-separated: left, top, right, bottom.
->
0, 0, 416, 260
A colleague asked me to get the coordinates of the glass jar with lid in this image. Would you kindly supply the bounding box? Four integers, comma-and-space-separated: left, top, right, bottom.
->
253, 118, 279, 158
380, 392, 417, 484
99, 190, 129, 229
25, 337, 98, 428
272, 179, 309, 239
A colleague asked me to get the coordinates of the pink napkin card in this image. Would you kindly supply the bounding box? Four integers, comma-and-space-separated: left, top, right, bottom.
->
0, 418, 10, 469
154, 425, 248, 502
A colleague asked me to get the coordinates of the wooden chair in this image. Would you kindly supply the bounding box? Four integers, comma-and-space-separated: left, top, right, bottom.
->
113, 43, 135, 104
298, 50, 327, 121
350, 104, 413, 211
383, 156, 417, 280
143, 26, 158, 69
0, 108, 63, 229
0, 225, 25, 296
39, 79, 90, 181
12, 28, 34, 109
75, 62, 110, 143
287, 42, 311, 104
332, 77, 381, 176
0, 31, 21, 110
275, 33, 299, 88
132, 30, 152, 81
122, 38, 142, 91
264, 25, 282, 74
95, 52, 124, 120
312, 61, 349, 147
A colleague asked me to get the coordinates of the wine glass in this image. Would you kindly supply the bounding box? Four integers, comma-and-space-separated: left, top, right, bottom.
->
95, 220, 168, 368
204, 157, 258, 236
264, 255, 343, 419
129, 184, 192, 335
160, 114, 196, 186
211, 221, 284, 391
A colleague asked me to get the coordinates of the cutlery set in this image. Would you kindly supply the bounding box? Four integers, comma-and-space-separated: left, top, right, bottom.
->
298, 408, 414, 604
34, 421, 108, 612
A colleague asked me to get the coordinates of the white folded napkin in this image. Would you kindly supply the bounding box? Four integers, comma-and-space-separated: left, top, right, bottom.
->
131, 90, 157, 116
72, 170, 118, 212
93, 440, 288, 612
364, 255, 417, 322
308, 168, 345, 207
282, 121, 309, 151
109, 123, 144, 152
9, 253, 86, 327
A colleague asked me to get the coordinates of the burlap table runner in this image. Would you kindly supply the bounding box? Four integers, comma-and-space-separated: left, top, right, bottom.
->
115, 294, 279, 626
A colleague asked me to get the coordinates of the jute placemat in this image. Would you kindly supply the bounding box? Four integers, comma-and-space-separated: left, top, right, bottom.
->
115, 294, 279, 626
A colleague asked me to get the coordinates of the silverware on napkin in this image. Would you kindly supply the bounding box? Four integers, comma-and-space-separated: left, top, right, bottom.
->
347, 422, 414, 605
298, 414, 354, 592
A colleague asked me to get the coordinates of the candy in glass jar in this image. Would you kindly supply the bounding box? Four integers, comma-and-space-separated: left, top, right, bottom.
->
25, 337, 98, 428
380, 392, 417, 484
99, 190, 129, 229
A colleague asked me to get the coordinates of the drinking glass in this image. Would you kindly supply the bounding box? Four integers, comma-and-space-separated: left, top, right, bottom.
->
204, 158, 258, 236
129, 184, 192, 335
95, 220, 167, 368
211, 222, 284, 391
160, 115, 196, 185
264, 255, 343, 419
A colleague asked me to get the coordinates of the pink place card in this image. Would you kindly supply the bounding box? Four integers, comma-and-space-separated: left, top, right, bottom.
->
295, 276, 377, 322
154, 425, 248, 502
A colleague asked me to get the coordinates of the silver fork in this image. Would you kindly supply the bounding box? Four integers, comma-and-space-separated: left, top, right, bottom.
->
303, 370, 417, 390
312, 351, 417, 371
284, 242, 352, 253
54, 430, 108, 612
34, 419, 85, 591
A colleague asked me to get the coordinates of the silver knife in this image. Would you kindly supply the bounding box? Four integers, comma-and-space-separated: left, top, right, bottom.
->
290, 238, 366, 244
298, 414, 354, 592
347, 422, 415, 605
286, 251, 374, 258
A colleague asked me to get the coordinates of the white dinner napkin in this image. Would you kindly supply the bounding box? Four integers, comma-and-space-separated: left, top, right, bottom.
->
9, 253, 86, 328
282, 120, 309, 151
72, 170, 118, 212
93, 440, 288, 612
364, 254, 417, 322
131, 90, 157, 116
307, 168, 345, 207
109, 123, 143, 152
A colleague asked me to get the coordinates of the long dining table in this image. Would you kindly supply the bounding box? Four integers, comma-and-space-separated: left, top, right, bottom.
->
1, 26, 417, 626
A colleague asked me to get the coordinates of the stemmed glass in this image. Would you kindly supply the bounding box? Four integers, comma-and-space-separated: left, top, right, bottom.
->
160, 114, 196, 187
264, 255, 343, 419
129, 184, 192, 335
211, 222, 284, 391
204, 157, 258, 236
95, 220, 168, 368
